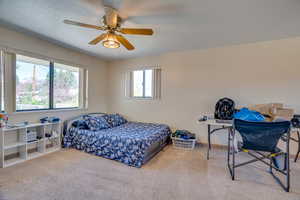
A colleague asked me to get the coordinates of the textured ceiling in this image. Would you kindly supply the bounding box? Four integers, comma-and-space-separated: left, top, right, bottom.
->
0, 0, 300, 61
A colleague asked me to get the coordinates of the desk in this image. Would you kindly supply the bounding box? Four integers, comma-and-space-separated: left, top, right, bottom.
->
201, 119, 232, 160
200, 119, 300, 162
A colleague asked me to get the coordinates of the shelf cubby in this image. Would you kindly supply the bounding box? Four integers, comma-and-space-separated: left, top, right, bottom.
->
3, 146, 26, 167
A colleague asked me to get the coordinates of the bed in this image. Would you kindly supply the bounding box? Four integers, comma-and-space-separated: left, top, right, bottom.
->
63, 113, 171, 167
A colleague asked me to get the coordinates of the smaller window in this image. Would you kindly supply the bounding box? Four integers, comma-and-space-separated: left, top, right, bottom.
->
132, 69, 153, 98
126, 68, 161, 99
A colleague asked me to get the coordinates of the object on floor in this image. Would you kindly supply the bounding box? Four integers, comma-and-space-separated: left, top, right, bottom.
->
63, 113, 171, 168
228, 119, 291, 192
233, 107, 265, 122
214, 97, 235, 120
171, 130, 196, 150
272, 153, 287, 170
172, 130, 195, 139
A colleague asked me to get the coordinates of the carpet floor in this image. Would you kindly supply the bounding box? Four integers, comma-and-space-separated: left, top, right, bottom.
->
0, 145, 300, 200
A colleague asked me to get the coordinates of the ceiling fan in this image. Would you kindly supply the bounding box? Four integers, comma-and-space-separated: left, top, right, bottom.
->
63, 7, 153, 51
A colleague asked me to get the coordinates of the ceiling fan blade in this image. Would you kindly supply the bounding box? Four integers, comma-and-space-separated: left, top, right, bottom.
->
88, 33, 107, 45
119, 28, 153, 35
64, 20, 105, 30
104, 7, 118, 28
115, 35, 135, 50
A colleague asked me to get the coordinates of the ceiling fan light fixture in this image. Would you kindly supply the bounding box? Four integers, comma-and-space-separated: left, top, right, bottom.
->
102, 33, 120, 49
64, 6, 154, 51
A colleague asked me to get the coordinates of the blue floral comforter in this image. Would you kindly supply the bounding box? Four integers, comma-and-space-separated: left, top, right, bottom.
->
63, 122, 171, 167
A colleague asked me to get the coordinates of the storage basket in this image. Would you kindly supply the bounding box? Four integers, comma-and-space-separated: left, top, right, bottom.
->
171, 136, 196, 150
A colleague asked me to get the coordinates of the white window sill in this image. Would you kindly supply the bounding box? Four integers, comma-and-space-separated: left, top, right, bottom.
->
10, 108, 87, 115
126, 97, 160, 101
128, 96, 153, 100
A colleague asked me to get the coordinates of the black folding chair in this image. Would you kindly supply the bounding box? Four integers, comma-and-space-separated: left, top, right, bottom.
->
227, 119, 291, 192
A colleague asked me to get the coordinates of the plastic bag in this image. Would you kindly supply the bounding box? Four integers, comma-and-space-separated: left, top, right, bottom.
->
272, 153, 287, 171
233, 108, 265, 122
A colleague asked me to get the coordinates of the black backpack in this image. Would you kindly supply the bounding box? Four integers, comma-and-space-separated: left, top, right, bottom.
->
214, 98, 235, 120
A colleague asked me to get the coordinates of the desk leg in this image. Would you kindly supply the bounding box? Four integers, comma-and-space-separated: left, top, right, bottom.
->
207, 125, 211, 160
227, 127, 235, 180
208, 125, 212, 150
295, 131, 300, 162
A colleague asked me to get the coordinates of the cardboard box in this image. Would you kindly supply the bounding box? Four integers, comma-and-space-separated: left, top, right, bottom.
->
248, 103, 283, 116
247, 103, 293, 121
272, 108, 294, 121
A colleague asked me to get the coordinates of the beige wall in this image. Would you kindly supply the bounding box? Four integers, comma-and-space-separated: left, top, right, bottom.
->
0, 26, 108, 123
1, 24, 299, 155
107, 37, 300, 154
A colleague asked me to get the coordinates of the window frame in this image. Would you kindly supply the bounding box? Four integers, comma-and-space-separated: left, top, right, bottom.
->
0, 50, 4, 112
14, 54, 83, 112
131, 69, 154, 99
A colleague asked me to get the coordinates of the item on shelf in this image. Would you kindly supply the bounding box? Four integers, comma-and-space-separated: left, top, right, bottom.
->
40, 117, 49, 123
46, 130, 59, 146
45, 133, 52, 138
215, 119, 232, 124
52, 131, 58, 138
198, 116, 207, 122
0, 113, 8, 128
37, 135, 43, 140
45, 130, 59, 138
26, 130, 37, 142
48, 117, 60, 123
6, 121, 29, 128
40, 117, 61, 123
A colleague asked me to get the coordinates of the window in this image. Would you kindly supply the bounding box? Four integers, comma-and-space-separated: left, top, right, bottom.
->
133, 69, 153, 98
15, 54, 83, 111
125, 68, 161, 99
53, 63, 80, 108
16, 55, 50, 110
133, 70, 144, 97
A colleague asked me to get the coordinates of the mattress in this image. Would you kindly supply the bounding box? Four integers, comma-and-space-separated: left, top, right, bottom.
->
63, 122, 171, 167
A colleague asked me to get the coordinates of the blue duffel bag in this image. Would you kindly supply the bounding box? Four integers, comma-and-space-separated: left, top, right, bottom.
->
233, 107, 265, 122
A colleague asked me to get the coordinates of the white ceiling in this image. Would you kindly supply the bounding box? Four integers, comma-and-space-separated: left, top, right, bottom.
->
0, 0, 300, 61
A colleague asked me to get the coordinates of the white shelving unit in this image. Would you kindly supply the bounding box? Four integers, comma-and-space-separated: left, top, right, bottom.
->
0, 122, 61, 168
